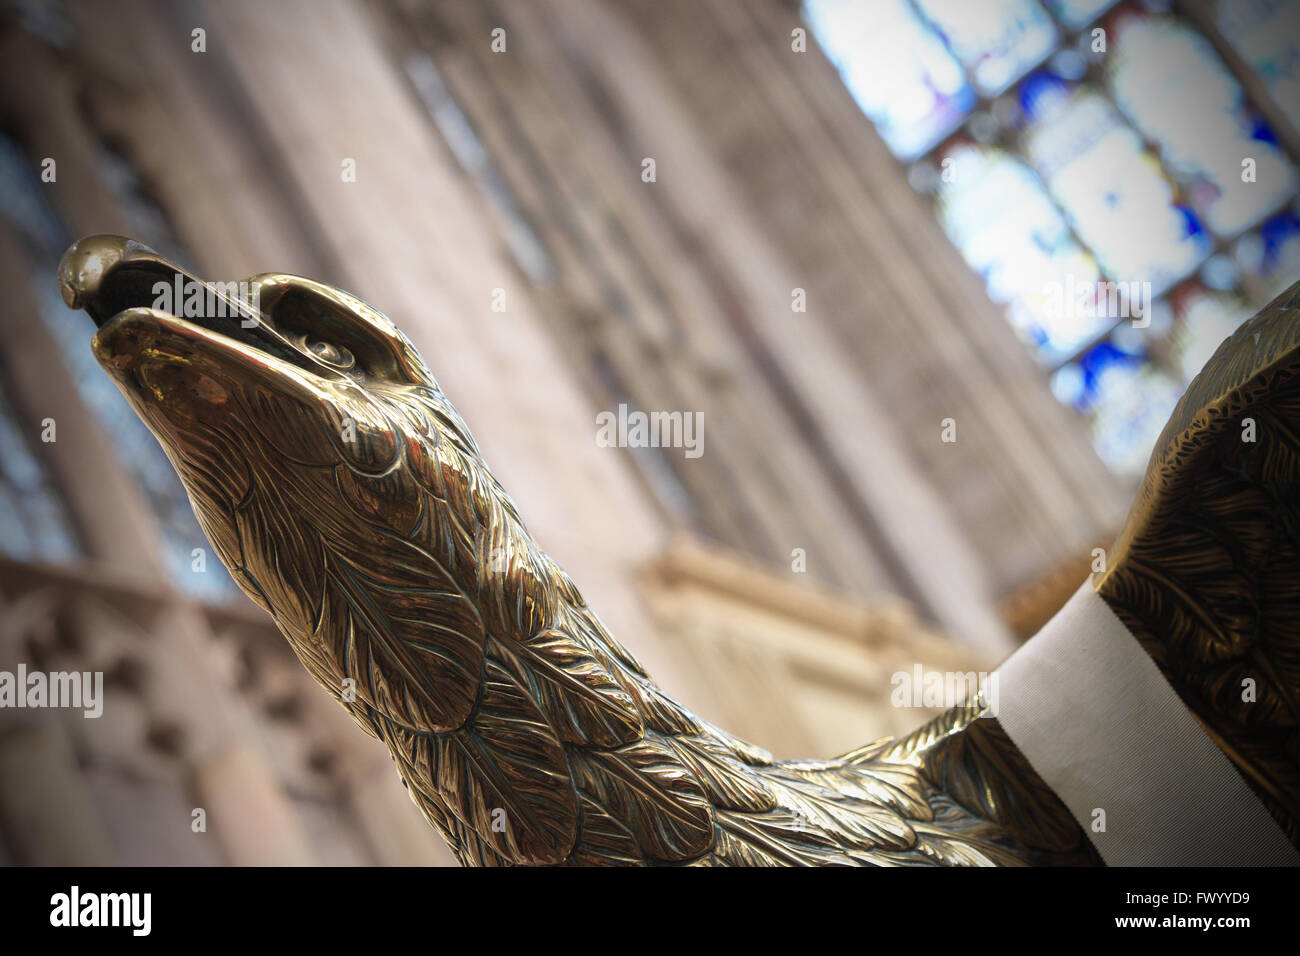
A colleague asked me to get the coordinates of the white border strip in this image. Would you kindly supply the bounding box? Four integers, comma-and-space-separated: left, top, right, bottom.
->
994, 582, 1299, 866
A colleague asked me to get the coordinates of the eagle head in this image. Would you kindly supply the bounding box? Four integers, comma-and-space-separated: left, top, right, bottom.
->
57, 234, 565, 739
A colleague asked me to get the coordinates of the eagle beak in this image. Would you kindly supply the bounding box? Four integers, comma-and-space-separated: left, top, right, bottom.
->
57, 234, 192, 327
57, 235, 317, 375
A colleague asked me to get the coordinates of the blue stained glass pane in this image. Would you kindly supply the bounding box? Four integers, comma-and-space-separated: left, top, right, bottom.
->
1018, 69, 1074, 122
1261, 207, 1300, 278
934, 140, 1110, 362
804, 0, 975, 159
1021, 83, 1212, 291
1043, 0, 1117, 30
1215, 0, 1300, 132
1236, 208, 1300, 298
1107, 11, 1298, 238
1051, 338, 1183, 477
914, 0, 1059, 95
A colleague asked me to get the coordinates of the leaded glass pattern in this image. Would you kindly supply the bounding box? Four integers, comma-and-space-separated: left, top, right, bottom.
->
1106, 12, 1296, 236
915, 0, 1059, 95
807, 0, 1300, 479
806, 0, 976, 159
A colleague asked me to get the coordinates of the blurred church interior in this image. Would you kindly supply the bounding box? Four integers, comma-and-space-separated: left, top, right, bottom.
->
0, 0, 1297, 864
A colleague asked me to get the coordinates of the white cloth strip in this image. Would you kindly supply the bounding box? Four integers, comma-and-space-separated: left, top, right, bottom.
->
993, 582, 1299, 866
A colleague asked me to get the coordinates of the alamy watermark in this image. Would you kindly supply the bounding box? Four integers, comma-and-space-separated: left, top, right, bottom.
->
1043, 275, 1153, 328
0, 664, 103, 718
595, 403, 704, 459
890, 664, 999, 716
50, 886, 150, 936
150, 276, 261, 327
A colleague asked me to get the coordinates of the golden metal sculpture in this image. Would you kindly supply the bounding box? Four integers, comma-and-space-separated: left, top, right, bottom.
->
56, 235, 1300, 865
1095, 296, 1300, 849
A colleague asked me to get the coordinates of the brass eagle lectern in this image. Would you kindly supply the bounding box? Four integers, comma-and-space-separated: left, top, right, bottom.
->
57, 235, 1300, 866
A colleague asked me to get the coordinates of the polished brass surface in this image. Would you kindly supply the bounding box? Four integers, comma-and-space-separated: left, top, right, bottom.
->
58, 234, 1300, 865
1097, 285, 1300, 847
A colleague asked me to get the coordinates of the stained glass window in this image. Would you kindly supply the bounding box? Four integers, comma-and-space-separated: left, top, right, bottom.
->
0, 374, 81, 565
806, 0, 975, 159
1020, 82, 1213, 291
1238, 207, 1300, 299
1105, 12, 1296, 236
807, 0, 1300, 480
0, 132, 238, 601
915, 0, 1059, 95
933, 139, 1108, 363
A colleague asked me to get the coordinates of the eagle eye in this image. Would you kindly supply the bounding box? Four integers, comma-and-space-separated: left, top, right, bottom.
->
304, 337, 356, 370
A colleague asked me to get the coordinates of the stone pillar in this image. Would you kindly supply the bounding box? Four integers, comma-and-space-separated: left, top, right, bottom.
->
190, 742, 315, 866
